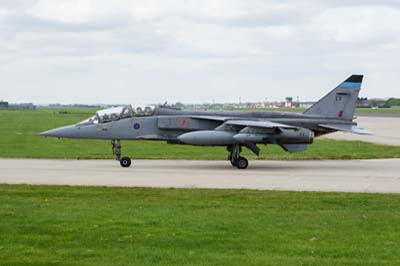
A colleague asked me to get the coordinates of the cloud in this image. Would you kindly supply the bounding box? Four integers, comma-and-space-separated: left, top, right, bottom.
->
312, 6, 400, 44
0, 0, 399, 103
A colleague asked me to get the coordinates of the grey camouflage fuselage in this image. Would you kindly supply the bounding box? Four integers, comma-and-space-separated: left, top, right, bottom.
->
41, 75, 371, 168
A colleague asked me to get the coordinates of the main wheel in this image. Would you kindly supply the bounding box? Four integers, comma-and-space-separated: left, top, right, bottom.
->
230, 159, 237, 167
120, 157, 131, 167
236, 157, 248, 169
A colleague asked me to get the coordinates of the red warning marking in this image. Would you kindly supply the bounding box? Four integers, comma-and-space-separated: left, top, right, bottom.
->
338, 111, 343, 118
180, 118, 188, 127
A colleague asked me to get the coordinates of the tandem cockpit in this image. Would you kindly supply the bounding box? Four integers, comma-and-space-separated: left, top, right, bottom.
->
78, 105, 155, 125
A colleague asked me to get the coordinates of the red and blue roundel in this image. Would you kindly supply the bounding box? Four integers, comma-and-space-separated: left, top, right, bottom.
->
133, 123, 140, 130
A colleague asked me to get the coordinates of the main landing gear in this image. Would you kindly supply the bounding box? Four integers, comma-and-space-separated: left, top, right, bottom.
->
227, 144, 249, 169
112, 139, 131, 167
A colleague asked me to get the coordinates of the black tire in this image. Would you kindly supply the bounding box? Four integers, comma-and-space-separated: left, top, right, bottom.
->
236, 157, 248, 169
230, 159, 237, 167
120, 157, 131, 167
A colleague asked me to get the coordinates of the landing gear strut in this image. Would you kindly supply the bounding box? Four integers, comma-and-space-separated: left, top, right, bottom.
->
227, 145, 249, 169
112, 140, 131, 167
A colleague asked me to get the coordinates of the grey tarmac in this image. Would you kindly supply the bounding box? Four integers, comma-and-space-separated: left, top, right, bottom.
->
1, 158, 400, 194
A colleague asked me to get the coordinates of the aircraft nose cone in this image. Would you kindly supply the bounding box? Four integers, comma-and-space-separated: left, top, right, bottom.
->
40, 125, 78, 138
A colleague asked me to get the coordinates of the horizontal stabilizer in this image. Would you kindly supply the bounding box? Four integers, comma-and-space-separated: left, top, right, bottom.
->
319, 124, 373, 135
280, 144, 308, 153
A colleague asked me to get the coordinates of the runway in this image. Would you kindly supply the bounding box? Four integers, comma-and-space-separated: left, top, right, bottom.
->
1, 158, 400, 193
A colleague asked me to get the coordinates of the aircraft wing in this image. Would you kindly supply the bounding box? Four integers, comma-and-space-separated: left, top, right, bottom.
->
190, 115, 228, 121
225, 120, 297, 129
319, 124, 373, 135
183, 117, 312, 154
192, 115, 297, 129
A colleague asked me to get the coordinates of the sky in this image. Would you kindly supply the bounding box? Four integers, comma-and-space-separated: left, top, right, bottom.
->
0, 0, 399, 104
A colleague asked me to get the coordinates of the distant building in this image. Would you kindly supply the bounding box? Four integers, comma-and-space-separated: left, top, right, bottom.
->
298, 101, 315, 109
356, 97, 370, 108
8, 103, 36, 109
246, 103, 257, 109
0, 101, 8, 108
283, 97, 299, 108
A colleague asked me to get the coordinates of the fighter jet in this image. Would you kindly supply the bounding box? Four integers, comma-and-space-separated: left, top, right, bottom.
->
41, 75, 371, 169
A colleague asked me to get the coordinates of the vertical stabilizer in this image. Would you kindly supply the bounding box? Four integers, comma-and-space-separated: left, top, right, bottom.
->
303, 75, 363, 120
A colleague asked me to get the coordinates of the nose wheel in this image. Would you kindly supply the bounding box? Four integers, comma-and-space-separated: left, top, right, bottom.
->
120, 157, 131, 167
112, 140, 132, 168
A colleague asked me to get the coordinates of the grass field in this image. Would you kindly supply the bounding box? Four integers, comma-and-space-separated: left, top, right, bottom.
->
1, 108, 400, 160
1, 184, 400, 266
355, 107, 400, 114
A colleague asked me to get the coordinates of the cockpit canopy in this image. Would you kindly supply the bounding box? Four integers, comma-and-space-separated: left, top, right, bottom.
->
78, 105, 155, 125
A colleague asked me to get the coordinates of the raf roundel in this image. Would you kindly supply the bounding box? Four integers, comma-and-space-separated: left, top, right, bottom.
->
133, 123, 140, 130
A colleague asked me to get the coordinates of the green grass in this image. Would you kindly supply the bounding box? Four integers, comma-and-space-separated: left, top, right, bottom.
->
1, 108, 400, 160
1, 184, 400, 265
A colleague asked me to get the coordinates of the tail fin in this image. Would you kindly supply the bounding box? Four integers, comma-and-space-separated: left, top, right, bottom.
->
303, 75, 363, 120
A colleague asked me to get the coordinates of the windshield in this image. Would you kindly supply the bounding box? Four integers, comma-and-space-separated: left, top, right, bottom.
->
77, 115, 99, 126
77, 105, 155, 125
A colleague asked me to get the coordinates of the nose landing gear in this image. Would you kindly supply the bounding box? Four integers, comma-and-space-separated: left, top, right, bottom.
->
112, 140, 131, 167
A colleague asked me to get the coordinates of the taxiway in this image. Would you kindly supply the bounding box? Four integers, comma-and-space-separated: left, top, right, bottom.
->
1, 158, 399, 193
